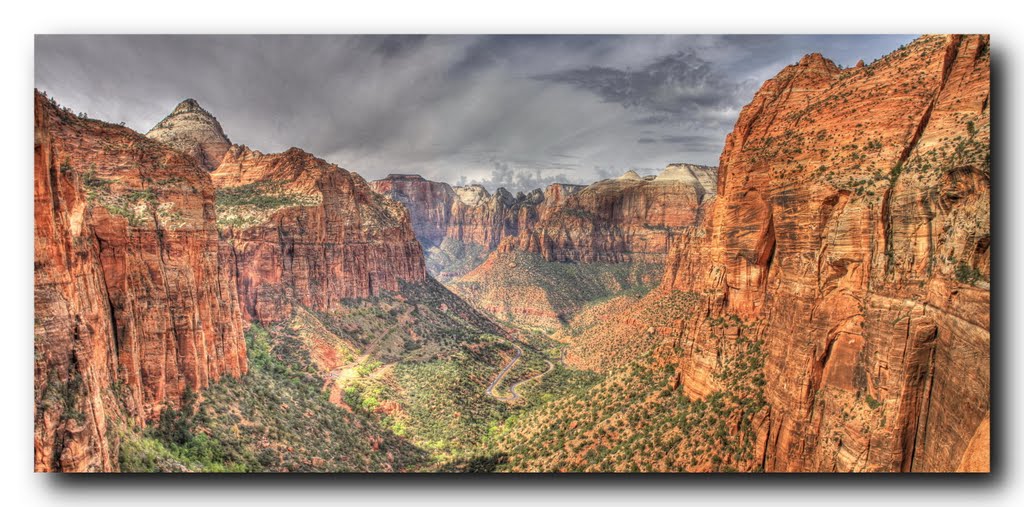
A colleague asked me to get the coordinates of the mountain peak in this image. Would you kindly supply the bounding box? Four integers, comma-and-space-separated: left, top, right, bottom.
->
794, 52, 840, 75
619, 169, 642, 180
172, 98, 207, 115
147, 98, 232, 171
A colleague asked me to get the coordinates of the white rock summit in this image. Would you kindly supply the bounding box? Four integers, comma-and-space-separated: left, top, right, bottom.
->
656, 163, 718, 198
146, 98, 232, 171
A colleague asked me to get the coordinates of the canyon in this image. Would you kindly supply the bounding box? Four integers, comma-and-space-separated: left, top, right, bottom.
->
493, 34, 990, 473
371, 166, 717, 326
33, 34, 990, 473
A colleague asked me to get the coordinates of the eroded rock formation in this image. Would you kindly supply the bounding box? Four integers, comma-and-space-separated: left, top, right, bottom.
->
213, 146, 427, 322
499, 168, 715, 263
661, 34, 990, 472
369, 174, 455, 248
34, 92, 247, 472
373, 165, 716, 265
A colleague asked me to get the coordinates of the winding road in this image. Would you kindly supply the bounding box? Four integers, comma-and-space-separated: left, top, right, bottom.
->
485, 334, 559, 402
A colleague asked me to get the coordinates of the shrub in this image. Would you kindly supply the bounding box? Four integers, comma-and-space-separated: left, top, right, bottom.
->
954, 262, 983, 284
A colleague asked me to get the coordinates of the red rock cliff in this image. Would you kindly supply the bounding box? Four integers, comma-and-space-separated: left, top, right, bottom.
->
443, 185, 548, 250
212, 146, 427, 323
369, 174, 455, 248
371, 166, 715, 266
34, 92, 247, 472
501, 167, 714, 262
662, 35, 990, 472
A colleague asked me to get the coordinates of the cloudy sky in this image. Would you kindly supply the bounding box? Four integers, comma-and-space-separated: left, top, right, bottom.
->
36, 34, 915, 192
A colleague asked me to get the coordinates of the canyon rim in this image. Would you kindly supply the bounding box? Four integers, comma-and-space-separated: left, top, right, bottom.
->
34, 33, 989, 473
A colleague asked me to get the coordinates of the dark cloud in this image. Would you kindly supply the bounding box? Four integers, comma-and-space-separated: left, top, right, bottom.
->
35, 34, 916, 191
637, 135, 720, 153
536, 51, 753, 128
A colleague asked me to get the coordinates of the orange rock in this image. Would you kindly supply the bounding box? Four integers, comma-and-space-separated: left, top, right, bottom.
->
501, 167, 714, 263
34, 91, 246, 472
212, 146, 427, 322
662, 34, 990, 472
370, 174, 455, 248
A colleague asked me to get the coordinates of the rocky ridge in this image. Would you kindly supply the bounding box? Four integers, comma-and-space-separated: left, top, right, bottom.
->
498, 168, 714, 263
372, 164, 717, 269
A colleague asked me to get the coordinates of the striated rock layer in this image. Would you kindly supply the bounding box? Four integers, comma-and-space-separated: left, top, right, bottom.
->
146, 99, 232, 171
213, 146, 427, 323
500, 169, 714, 263
369, 174, 455, 248
661, 35, 990, 472
373, 165, 716, 266
34, 92, 247, 472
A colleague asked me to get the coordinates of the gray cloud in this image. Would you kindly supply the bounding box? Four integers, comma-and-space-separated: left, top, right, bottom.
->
536, 51, 754, 129
636, 134, 722, 153
35, 34, 916, 191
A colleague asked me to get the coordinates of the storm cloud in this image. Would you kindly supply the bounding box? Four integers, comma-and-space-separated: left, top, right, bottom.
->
35, 34, 915, 192
536, 50, 754, 129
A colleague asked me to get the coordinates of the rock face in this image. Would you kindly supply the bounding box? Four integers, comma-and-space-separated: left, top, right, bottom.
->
370, 176, 553, 251
499, 167, 714, 263
34, 92, 247, 472
661, 35, 990, 472
446, 185, 548, 250
657, 163, 718, 199
369, 174, 455, 248
373, 166, 716, 267
213, 146, 427, 323
146, 99, 232, 171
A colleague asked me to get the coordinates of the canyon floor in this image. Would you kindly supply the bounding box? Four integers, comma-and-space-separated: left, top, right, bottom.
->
116, 255, 680, 472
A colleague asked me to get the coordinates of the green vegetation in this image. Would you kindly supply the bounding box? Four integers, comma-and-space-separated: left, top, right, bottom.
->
215, 181, 321, 229
492, 323, 768, 473
115, 277, 580, 470
119, 324, 429, 472
215, 181, 305, 209
955, 261, 983, 284
449, 251, 663, 330
865, 394, 882, 410
78, 168, 161, 226
39, 370, 86, 424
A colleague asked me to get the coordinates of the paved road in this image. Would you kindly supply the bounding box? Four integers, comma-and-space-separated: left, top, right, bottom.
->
485, 334, 560, 401
485, 338, 523, 400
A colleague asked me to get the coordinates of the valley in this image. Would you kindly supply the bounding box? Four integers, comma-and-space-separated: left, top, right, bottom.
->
34, 34, 990, 473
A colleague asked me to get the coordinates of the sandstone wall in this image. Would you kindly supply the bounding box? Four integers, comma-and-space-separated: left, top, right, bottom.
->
34, 92, 247, 472
502, 175, 707, 263
662, 35, 990, 472
369, 174, 455, 248
213, 146, 427, 323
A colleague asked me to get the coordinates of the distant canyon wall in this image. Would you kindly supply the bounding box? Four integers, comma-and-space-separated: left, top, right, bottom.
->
371, 163, 718, 265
